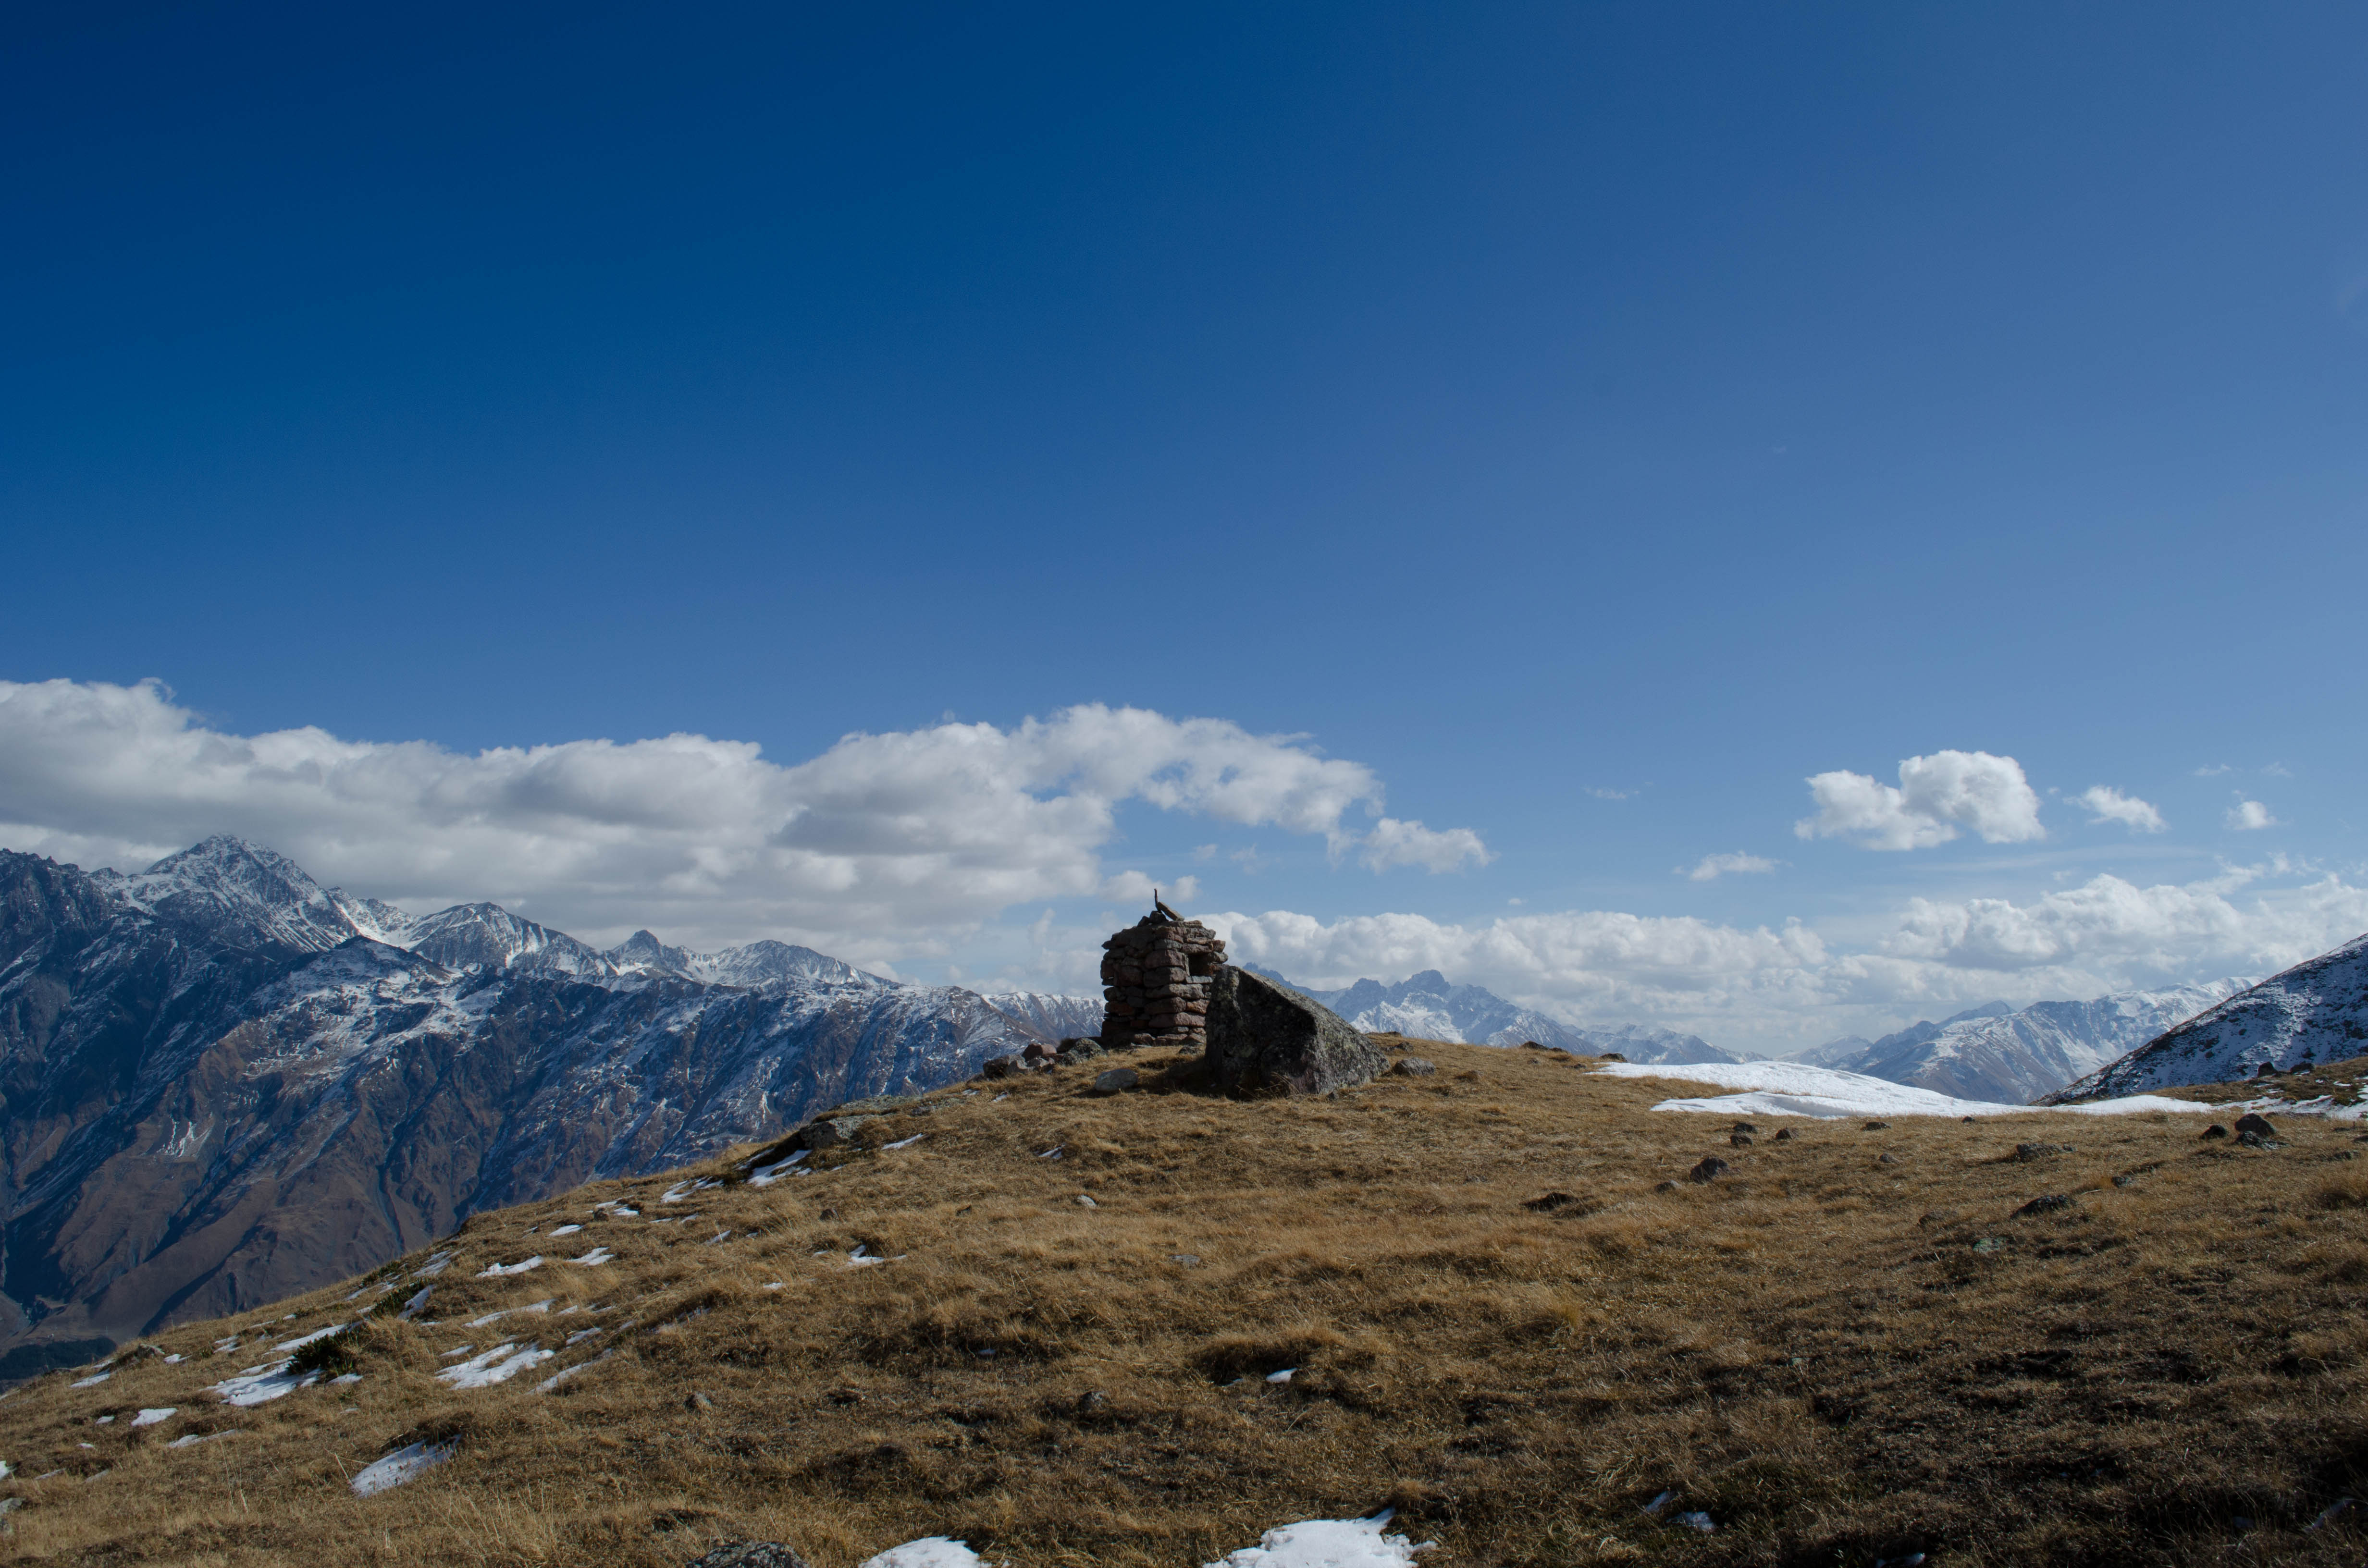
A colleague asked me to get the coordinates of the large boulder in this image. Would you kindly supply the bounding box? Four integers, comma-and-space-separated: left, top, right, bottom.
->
1204, 966, 1385, 1096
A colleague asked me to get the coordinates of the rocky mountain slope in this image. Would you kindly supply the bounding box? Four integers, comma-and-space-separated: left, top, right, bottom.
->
0, 837, 1094, 1373
1828, 982, 2251, 1104
1246, 966, 1738, 1064
2051, 931, 2368, 1101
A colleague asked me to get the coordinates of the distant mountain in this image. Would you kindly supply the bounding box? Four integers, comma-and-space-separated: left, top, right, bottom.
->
2051, 932, 2368, 1101
1244, 966, 1739, 1065
981, 992, 1108, 1044
0, 835, 1073, 1374
1838, 985, 2250, 1104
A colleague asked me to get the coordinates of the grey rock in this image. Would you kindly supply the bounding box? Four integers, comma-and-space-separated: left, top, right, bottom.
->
1390, 1057, 1437, 1077
1862, 1120, 1889, 1131
800, 1115, 876, 1150
1730, 1132, 1753, 1148
1091, 1067, 1140, 1096
1073, 1193, 1098, 1208
1688, 1156, 1728, 1183
981, 1054, 1025, 1079
1773, 1128, 1796, 1142
685, 1390, 714, 1411
1653, 1179, 1678, 1192
686, 1545, 813, 1568
2014, 1142, 2072, 1162
2015, 1193, 2076, 1217
2234, 1113, 2277, 1139
2201, 1124, 2229, 1139
1731, 1122, 1759, 1134
1204, 967, 1385, 1097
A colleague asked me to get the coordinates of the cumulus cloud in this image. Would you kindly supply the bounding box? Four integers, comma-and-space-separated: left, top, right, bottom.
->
0, 679, 1483, 960
2076, 786, 2166, 833
1355, 817, 1492, 873
2227, 798, 2279, 831
1208, 859, 2368, 1055
1796, 750, 2044, 850
1683, 852, 1781, 882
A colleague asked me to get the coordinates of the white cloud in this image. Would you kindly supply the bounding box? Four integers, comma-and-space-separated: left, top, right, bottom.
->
1207, 860, 2368, 1055
1683, 852, 1781, 882
0, 679, 1480, 959
2227, 798, 2279, 831
2075, 785, 2166, 833
1586, 786, 1636, 801
2194, 763, 2233, 777
1355, 817, 1492, 873
1796, 750, 2044, 850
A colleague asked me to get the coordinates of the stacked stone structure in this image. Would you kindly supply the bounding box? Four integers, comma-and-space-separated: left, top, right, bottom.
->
1100, 897, 1227, 1051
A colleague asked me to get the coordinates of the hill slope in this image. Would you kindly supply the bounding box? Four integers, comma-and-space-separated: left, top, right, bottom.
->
1840, 982, 2250, 1104
4, 1040, 2365, 1567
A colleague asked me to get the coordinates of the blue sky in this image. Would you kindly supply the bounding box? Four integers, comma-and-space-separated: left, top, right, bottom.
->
4, 3, 2365, 1050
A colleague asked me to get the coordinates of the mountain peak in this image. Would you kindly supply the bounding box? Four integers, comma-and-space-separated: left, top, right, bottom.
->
95, 834, 359, 953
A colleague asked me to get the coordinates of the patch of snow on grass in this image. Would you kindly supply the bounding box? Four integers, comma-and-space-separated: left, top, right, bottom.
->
549, 1224, 583, 1237
410, 1251, 454, 1278
69, 1371, 110, 1388
884, 1132, 925, 1150
350, 1440, 455, 1496
477, 1256, 543, 1278
1591, 1060, 2218, 1120
397, 1286, 433, 1320
571, 1246, 616, 1266
209, 1360, 321, 1407
860, 1538, 995, 1568
1206, 1511, 1433, 1568
534, 1349, 611, 1393
468, 1299, 554, 1328
131, 1408, 175, 1427
661, 1178, 720, 1203
749, 1150, 808, 1186
273, 1323, 349, 1353
167, 1430, 238, 1449
434, 1343, 555, 1390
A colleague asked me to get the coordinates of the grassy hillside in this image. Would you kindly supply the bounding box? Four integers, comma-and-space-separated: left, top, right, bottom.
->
4, 1040, 2368, 1567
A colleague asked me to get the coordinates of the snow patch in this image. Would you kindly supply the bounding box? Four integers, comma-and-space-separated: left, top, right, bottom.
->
1591, 1060, 2215, 1120
477, 1256, 543, 1277
351, 1440, 455, 1496
1206, 1511, 1433, 1568
131, 1408, 175, 1427
434, 1343, 556, 1390
860, 1538, 995, 1568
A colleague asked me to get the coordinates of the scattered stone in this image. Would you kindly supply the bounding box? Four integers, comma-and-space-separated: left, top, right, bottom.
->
1169, 1253, 1201, 1267
1076, 1390, 1110, 1414
2234, 1113, 2277, 1139
2201, 1124, 2229, 1140
1599, 1053, 1628, 1063
1522, 1191, 1579, 1212
1862, 1121, 1889, 1131
2014, 1143, 2072, 1162
1774, 1127, 1796, 1142
1972, 1237, 2003, 1254
1878, 1153, 1898, 1165
1730, 1132, 1753, 1148
686, 1545, 814, 1568
1390, 1057, 1437, 1078
1073, 1194, 1098, 1208
1204, 967, 1385, 1097
1653, 1179, 1679, 1193
685, 1391, 714, 1412
1687, 1156, 1728, 1184
2015, 1194, 2076, 1217
1673, 1511, 1715, 1533
1090, 1067, 1140, 1096
2238, 1130, 2282, 1149
981, 1056, 1025, 1080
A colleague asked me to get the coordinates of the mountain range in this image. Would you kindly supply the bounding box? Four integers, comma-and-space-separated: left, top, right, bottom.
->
1246, 966, 1740, 1064
1788, 980, 2256, 1104
0, 836, 1098, 1375
2051, 931, 2368, 1101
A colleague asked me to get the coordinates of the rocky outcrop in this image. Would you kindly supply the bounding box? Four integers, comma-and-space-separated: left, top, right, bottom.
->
1203, 966, 1384, 1097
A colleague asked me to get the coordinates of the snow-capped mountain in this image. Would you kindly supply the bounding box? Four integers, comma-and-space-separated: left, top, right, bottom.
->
1246, 967, 1739, 1065
1838, 983, 2251, 1105
980, 991, 1107, 1044
0, 836, 1062, 1373
2051, 932, 2368, 1101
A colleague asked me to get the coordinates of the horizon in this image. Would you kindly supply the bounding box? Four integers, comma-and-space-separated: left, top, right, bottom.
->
6, 6, 2366, 1054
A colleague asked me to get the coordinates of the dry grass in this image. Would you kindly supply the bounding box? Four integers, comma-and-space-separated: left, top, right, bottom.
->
5, 1040, 2368, 1567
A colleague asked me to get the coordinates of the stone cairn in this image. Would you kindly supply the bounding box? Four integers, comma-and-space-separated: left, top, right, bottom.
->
1100, 895, 1227, 1051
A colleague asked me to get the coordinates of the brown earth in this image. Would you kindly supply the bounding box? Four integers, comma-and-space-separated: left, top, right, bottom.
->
3, 1039, 2367, 1567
